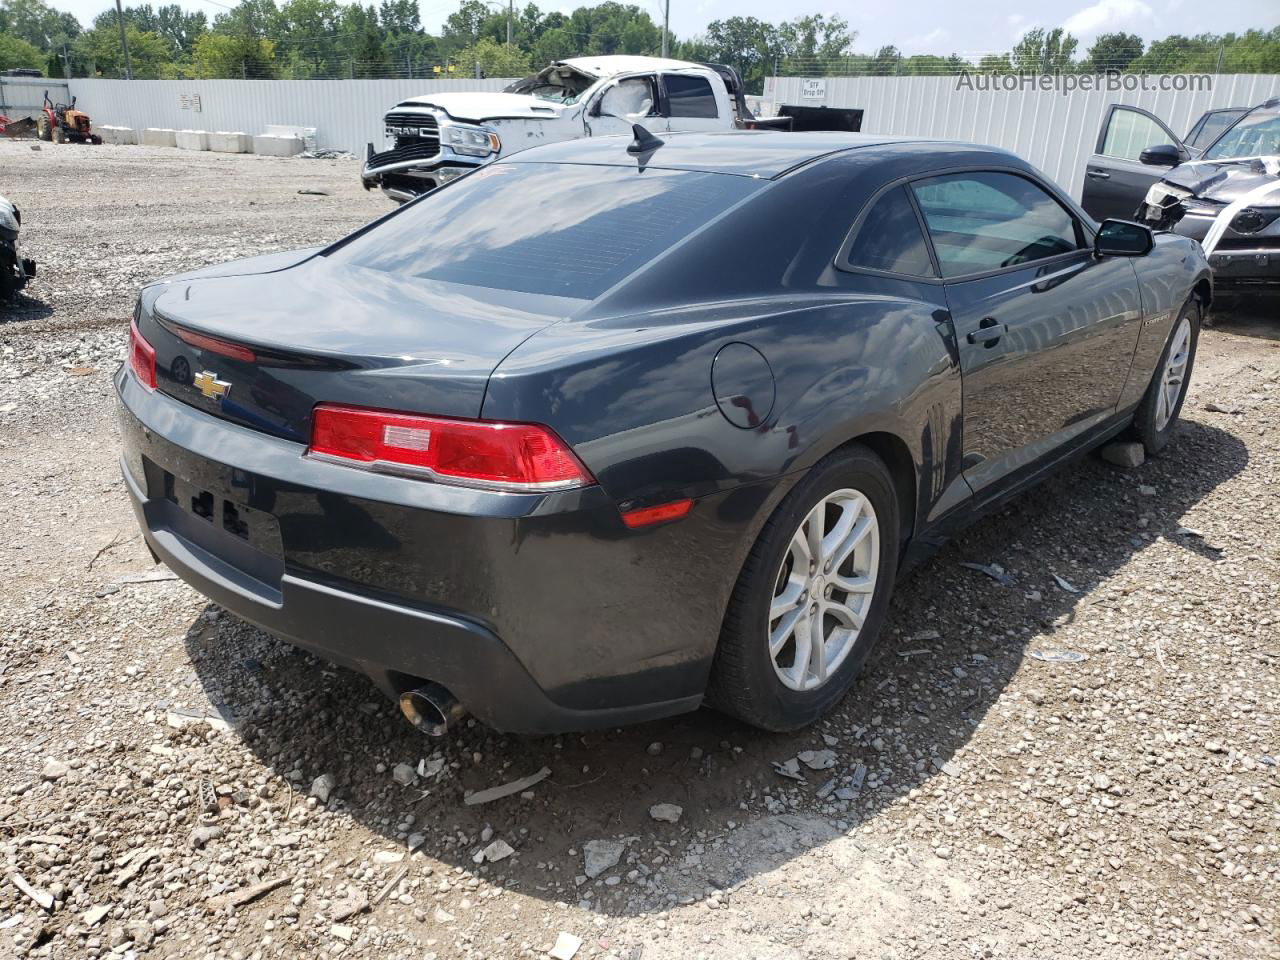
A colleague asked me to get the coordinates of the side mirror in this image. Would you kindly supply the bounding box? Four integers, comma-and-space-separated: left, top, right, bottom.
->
1095, 219, 1154, 257
1139, 143, 1182, 166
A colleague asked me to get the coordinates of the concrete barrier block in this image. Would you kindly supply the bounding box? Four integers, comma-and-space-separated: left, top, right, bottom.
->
175, 129, 210, 151
207, 131, 251, 153
252, 134, 304, 157
141, 128, 177, 148
98, 125, 138, 145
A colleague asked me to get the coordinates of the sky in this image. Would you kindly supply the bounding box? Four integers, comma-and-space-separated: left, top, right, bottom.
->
52, 0, 1280, 57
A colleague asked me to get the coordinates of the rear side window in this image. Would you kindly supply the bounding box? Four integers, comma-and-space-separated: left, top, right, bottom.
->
911, 171, 1082, 278
665, 74, 718, 119
845, 186, 935, 277
1187, 109, 1246, 149
327, 162, 759, 299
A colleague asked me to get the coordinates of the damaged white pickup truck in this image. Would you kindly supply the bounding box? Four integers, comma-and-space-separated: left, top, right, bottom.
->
361, 56, 765, 202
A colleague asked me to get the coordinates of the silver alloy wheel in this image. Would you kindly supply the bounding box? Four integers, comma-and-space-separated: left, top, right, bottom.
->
1155, 315, 1192, 432
768, 488, 879, 692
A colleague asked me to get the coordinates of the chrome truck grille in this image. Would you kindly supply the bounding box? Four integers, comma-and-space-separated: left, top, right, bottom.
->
384, 112, 440, 148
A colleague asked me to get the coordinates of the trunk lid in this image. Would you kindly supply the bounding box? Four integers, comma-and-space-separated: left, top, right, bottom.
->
142, 257, 573, 443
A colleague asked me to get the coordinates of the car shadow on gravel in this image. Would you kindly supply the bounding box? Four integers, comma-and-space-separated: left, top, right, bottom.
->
1213, 299, 1280, 342
0, 292, 53, 323
181, 419, 1246, 915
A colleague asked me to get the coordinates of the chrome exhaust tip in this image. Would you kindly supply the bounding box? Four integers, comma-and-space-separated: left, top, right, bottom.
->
398, 682, 466, 737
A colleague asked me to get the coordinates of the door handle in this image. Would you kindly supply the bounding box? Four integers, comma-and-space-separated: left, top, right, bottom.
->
966, 319, 1007, 346
1086, 169, 1111, 180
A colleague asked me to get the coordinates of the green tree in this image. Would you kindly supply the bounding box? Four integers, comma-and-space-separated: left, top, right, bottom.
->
456, 34, 528, 76
703, 16, 781, 94
73, 22, 175, 77
531, 25, 574, 64
192, 30, 275, 76
1083, 31, 1143, 72
1011, 27, 1078, 72
0, 0, 80, 51
0, 30, 44, 70
868, 44, 901, 75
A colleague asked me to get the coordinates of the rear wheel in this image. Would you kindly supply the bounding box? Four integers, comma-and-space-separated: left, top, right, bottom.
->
1132, 299, 1200, 455
36, 114, 52, 141
708, 445, 899, 731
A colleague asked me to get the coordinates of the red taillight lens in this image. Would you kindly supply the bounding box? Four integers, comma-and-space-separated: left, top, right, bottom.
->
168, 325, 256, 363
308, 404, 594, 492
129, 319, 156, 390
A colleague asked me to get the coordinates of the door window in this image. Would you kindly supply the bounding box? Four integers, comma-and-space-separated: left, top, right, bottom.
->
845, 186, 935, 277
1101, 108, 1175, 161
599, 77, 658, 120
1186, 109, 1246, 149
664, 74, 718, 119
911, 172, 1082, 278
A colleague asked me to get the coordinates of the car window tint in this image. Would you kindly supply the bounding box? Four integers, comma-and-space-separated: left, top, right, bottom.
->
327, 163, 759, 299
1204, 109, 1280, 159
665, 74, 718, 119
846, 186, 935, 277
1101, 108, 1173, 161
1188, 110, 1246, 149
911, 172, 1081, 278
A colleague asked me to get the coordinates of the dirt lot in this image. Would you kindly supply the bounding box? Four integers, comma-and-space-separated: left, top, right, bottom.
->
0, 141, 1277, 960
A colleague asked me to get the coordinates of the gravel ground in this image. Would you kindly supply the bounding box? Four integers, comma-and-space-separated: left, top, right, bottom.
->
0, 141, 1277, 960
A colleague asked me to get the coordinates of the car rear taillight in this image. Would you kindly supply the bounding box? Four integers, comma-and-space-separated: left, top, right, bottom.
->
129, 319, 156, 390
308, 404, 594, 492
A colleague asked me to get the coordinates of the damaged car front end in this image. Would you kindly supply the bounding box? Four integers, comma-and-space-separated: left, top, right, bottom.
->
1136, 100, 1280, 295
360, 61, 602, 201
360, 103, 503, 202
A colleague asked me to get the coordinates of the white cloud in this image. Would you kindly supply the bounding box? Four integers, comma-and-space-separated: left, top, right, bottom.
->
1061, 0, 1156, 43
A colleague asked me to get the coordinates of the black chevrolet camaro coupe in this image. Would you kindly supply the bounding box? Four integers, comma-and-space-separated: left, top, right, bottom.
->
117, 132, 1210, 736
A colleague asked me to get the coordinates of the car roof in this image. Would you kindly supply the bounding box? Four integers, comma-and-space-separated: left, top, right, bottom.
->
502, 131, 1015, 179
556, 55, 705, 78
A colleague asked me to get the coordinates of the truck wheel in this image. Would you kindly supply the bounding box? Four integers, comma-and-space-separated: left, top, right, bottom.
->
1132, 298, 1200, 456
708, 444, 899, 731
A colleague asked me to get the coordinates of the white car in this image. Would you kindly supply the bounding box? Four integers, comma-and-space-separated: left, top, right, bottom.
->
361, 56, 743, 202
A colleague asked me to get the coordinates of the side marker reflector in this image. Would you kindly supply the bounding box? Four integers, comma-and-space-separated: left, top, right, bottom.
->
621, 499, 693, 529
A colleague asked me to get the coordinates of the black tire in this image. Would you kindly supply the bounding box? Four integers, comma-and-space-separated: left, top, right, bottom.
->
1131, 298, 1200, 456
708, 444, 900, 731
36, 115, 52, 142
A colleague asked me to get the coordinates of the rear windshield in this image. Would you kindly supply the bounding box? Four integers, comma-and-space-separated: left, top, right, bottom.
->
328, 162, 759, 299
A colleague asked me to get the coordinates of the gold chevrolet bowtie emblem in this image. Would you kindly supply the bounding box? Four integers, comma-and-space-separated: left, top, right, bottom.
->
194, 370, 230, 401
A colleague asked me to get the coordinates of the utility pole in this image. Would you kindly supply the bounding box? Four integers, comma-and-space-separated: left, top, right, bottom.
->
661, 0, 669, 57
114, 0, 133, 79
506, 0, 513, 47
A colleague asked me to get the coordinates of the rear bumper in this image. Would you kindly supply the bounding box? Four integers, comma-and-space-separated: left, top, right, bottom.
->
115, 367, 718, 734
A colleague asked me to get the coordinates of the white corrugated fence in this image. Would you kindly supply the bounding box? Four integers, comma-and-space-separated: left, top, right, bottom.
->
0, 77, 73, 120
65, 78, 516, 157
767, 74, 1280, 198
45, 74, 1280, 198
